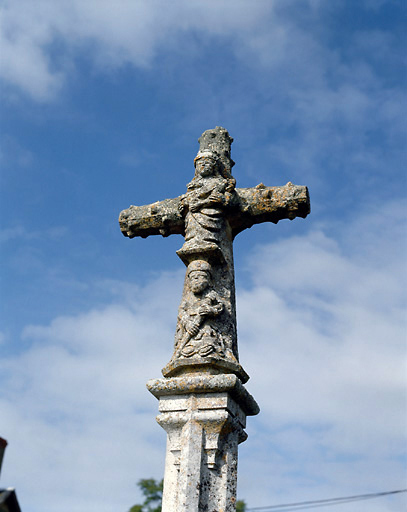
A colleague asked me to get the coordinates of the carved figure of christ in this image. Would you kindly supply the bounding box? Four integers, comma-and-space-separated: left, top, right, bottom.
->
119, 127, 310, 382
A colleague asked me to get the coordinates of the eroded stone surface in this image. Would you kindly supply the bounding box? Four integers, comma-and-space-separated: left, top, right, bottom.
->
147, 374, 260, 416
119, 127, 310, 380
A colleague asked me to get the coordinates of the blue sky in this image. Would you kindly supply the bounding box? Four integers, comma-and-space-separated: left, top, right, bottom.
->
0, 1, 406, 511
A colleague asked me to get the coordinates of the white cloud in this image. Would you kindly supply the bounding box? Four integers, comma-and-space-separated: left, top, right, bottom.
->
0, 0, 274, 101
0, 1, 64, 101
1, 203, 405, 510
235, 202, 406, 507
1, 273, 182, 512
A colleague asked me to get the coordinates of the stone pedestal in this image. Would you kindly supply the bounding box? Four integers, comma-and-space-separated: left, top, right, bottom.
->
147, 374, 259, 512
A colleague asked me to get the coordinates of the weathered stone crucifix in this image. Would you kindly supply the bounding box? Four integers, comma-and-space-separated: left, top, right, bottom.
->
119, 127, 310, 511
120, 126, 309, 381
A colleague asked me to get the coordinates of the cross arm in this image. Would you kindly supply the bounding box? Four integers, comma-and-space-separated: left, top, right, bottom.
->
119, 195, 185, 238
230, 182, 310, 237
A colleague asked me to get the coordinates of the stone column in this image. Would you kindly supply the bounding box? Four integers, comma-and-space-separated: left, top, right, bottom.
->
147, 374, 259, 512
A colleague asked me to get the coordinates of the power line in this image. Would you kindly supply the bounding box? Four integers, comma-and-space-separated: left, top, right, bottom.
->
246, 488, 407, 511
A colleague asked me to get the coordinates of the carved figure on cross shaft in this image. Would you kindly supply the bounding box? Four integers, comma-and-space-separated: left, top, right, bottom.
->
179, 150, 236, 257
174, 259, 235, 362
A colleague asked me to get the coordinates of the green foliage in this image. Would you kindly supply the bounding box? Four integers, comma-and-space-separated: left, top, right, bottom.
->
236, 499, 247, 512
128, 479, 163, 512
128, 477, 246, 512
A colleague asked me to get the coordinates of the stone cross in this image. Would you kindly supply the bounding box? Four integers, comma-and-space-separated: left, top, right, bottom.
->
119, 127, 310, 511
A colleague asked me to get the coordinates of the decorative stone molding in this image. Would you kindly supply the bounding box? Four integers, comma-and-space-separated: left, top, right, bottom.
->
147, 375, 259, 512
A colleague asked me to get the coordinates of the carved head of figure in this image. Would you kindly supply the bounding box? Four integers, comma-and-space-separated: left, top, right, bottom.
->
194, 150, 219, 179
187, 260, 212, 295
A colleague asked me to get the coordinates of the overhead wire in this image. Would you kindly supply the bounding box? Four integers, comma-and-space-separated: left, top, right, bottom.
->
246, 488, 407, 511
